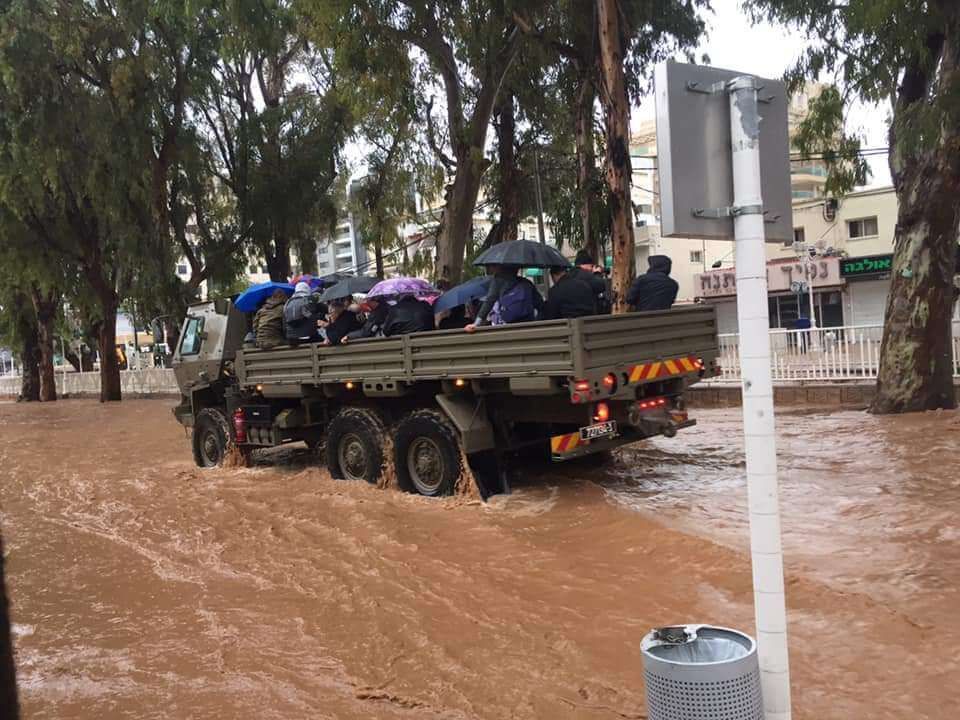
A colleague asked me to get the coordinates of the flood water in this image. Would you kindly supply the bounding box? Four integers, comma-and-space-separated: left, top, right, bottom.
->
1, 399, 958, 719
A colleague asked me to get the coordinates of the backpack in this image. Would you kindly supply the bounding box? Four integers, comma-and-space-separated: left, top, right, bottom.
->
492, 278, 536, 325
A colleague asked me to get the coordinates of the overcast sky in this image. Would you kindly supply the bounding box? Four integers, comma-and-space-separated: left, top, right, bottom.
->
635, 0, 892, 188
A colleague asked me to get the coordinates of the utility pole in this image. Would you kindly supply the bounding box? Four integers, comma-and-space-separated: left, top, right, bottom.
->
729, 75, 792, 720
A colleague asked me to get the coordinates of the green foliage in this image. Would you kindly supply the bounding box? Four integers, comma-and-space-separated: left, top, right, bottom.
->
746, 0, 960, 190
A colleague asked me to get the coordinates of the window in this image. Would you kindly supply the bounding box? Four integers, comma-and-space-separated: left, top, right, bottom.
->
690, 250, 703, 264
848, 216, 878, 239
635, 203, 653, 215
793, 227, 805, 245
176, 264, 188, 275
179, 316, 204, 356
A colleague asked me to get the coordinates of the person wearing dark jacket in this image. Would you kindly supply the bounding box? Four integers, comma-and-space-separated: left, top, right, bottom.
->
626, 255, 679, 311
382, 295, 435, 336
322, 300, 362, 345
343, 300, 388, 343
542, 266, 596, 320
571, 250, 609, 313
283, 281, 327, 342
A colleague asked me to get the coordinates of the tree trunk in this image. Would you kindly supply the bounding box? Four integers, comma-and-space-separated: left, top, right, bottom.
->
31, 287, 58, 402
97, 298, 122, 402
15, 293, 40, 402
0, 531, 19, 719
596, 0, 635, 314
435, 156, 487, 285
575, 74, 599, 262
871, 158, 959, 412
375, 241, 385, 279
496, 92, 521, 245
871, 18, 960, 413
265, 237, 291, 282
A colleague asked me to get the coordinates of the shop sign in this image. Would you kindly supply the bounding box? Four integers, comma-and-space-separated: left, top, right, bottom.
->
696, 256, 842, 298
840, 254, 892, 278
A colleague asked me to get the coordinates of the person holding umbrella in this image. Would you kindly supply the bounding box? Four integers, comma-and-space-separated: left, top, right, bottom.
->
464, 265, 542, 331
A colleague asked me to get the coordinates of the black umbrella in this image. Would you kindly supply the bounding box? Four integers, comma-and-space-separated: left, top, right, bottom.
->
473, 239, 570, 268
319, 275, 379, 302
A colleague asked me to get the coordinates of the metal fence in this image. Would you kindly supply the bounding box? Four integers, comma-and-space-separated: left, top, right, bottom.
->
714, 323, 960, 383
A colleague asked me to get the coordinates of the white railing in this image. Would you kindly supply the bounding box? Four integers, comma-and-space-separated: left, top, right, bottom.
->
0, 368, 179, 397
713, 323, 960, 383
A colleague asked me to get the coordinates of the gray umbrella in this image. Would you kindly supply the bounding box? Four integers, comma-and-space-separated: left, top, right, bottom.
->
319, 275, 379, 302
472, 239, 570, 268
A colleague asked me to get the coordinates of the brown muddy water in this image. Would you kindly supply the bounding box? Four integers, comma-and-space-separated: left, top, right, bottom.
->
1, 399, 958, 719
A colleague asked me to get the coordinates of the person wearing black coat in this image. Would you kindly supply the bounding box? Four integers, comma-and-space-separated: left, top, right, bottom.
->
344, 300, 389, 342
572, 249, 610, 313
382, 296, 435, 336
283, 282, 327, 342
323, 302, 363, 345
542, 266, 596, 320
626, 255, 679, 311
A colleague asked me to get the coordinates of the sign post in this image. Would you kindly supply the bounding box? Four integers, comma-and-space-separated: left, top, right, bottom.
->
656, 60, 792, 720
728, 76, 792, 720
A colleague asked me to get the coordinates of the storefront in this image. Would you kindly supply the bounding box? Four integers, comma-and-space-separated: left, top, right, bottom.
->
840, 254, 892, 326
695, 256, 846, 333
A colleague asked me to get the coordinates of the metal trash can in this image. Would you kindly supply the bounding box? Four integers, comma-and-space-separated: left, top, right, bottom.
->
641, 624, 762, 720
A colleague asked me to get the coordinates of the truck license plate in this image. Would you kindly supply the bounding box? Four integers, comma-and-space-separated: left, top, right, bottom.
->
580, 420, 617, 441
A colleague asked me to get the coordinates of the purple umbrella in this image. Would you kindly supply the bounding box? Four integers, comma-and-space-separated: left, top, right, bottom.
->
366, 277, 439, 299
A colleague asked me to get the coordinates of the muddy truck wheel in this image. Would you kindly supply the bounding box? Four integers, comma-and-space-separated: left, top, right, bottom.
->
394, 410, 463, 497
193, 408, 231, 467
326, 408, 387, 485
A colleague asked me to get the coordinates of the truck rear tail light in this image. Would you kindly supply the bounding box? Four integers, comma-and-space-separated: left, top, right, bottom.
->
454, 378, 466, 388
233, 408, 247, 443
594, 402, 610, 422
602, 373, 618, 392
574, 379, 591, 392
637, 397, 667, 410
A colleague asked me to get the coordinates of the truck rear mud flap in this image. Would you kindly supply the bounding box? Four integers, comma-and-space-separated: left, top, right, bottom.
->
550, 419, 696, 461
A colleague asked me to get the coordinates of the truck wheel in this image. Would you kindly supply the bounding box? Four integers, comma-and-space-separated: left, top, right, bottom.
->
325, 408, 385, 484
394, 410, 462, 497
193, 408, 231, 468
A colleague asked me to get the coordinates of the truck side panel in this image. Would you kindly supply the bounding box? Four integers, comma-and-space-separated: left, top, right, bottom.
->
409, 322, 573, 378
235, 307, 719, 388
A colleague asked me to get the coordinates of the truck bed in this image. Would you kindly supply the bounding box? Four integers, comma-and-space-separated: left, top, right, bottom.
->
235, 305, 718, 389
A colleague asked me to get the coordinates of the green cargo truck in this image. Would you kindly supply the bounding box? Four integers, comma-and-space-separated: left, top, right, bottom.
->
171, 299, 720, 497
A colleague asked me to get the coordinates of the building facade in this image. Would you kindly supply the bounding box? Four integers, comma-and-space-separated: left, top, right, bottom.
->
693, 186, 959, 334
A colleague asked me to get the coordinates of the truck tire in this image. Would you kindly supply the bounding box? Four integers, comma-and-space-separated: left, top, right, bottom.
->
325, 408, 386, 484
193, 408, 231, 467
394, 410, 462, 497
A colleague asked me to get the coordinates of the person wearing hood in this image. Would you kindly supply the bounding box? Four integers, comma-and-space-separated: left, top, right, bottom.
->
382, 295, 435, 337
253, 289, 288, 349
626, 255, 679, 311
283, 281, 327, 343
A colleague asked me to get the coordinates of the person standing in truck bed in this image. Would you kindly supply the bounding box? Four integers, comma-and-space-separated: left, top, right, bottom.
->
626, 255, 679, 311
541, 265, 596, 320
571, 250, 611, 314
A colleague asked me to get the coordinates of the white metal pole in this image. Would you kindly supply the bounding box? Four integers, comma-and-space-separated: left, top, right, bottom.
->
728, 75, 792, 720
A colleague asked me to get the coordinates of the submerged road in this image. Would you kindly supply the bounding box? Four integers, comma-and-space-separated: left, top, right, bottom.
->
1, 399, 957, 719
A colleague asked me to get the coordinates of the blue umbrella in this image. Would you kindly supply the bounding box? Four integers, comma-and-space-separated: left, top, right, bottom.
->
234, 281, 294, 312
433, 276, 491, 314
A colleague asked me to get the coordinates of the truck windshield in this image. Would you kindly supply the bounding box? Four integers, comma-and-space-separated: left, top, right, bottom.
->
180, 316, 204, 356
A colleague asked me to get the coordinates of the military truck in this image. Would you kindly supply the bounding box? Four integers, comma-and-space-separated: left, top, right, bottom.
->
171, 299, 720, 497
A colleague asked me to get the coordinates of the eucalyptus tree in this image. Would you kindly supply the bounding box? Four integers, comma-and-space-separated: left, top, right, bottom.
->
748, 0, 960, 412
